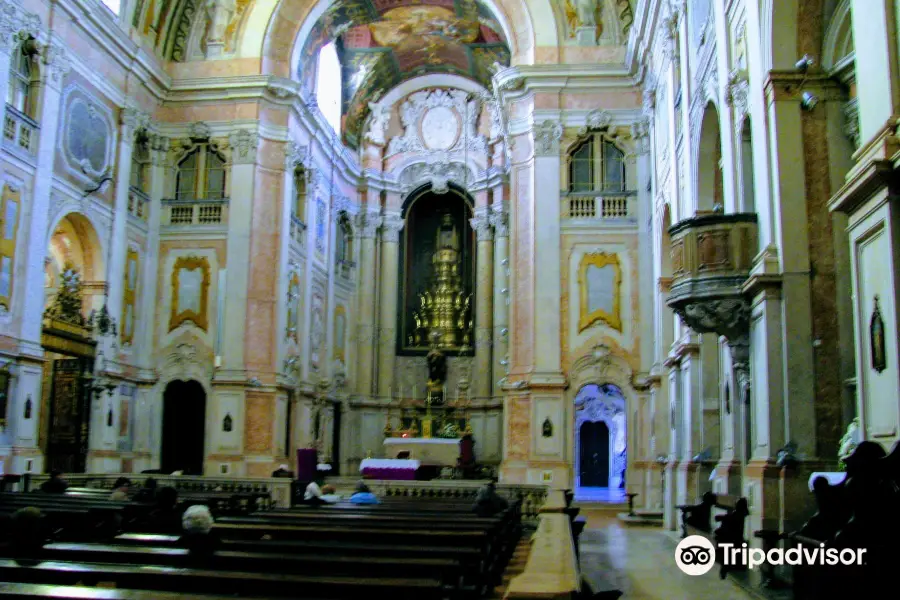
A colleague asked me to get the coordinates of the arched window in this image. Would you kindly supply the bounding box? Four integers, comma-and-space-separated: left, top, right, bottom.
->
6, 40, 37, 119
130, 134, 150, 193
175, 145, 227, 201
336, 215, 353, 266
316, 42, 342, 134
566, 134, 630, 193
293, 167, 307, 223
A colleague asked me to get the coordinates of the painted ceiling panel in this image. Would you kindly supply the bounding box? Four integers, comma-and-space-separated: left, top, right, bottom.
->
298, 0, 511, 148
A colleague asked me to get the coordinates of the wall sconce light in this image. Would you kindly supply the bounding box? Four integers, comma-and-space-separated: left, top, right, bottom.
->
795, 54, 815, 71
800, 91, 818, 111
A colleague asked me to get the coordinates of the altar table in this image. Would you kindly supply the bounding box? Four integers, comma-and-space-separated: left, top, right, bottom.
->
360, 458, 421, 480
383, 437, 461, 466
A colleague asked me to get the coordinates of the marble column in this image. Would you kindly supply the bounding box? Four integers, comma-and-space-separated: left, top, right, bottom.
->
219, 129, 258, 374
490, 197, 509, 398
531, 120, 563, 379
470, 207, 493, 400
8, 37, 68, 474
105, 109, 145, 367
136, 134, 168, 372
354, 209, 381, 397
19, 37, 68, 349
849, 0, 900, 144
376, 210, 403, 399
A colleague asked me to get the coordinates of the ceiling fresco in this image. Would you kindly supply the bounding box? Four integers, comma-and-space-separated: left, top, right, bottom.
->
299, 0, 511, 148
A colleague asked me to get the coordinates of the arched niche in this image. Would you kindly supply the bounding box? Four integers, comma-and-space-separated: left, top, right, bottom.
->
45, 212, 106, 315
574, 383, 627, 489
398, 182, 475, 355
696, 102, 723, 213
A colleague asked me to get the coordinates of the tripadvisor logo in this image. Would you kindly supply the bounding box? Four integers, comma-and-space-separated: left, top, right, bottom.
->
675, 535, 867, 576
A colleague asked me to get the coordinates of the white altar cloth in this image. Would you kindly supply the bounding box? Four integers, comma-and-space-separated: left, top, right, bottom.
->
383, 437, 461, 466
359, 459, 421, 471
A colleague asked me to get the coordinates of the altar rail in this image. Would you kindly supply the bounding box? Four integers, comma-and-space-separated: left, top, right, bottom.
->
504, 513, 580, 599
25, 473, 292, 509
358, 479, 549, 520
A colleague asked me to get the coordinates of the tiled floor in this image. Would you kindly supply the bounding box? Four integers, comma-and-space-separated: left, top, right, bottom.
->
578, 513, 754, 600
575, 487, 628, 503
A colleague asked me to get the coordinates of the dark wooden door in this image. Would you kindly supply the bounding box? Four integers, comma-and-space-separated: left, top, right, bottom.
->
161, 380, 206, 475
47, 358, 93, 473
580, 421, 610, 487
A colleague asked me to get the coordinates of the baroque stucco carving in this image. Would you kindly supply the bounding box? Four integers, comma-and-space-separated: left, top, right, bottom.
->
397, 160, 476, 195
387, 89, 486, 157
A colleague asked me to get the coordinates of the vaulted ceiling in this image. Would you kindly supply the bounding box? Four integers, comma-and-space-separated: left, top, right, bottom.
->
298, 0, 511, 147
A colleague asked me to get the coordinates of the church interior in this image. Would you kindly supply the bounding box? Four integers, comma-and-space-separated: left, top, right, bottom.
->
0, 0, 898, 598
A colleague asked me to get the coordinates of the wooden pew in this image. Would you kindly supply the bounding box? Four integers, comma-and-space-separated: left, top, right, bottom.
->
0, 582, 280, 600
676, 492, 749, 579
0, 559, 446, 599
761, 441, 900, 599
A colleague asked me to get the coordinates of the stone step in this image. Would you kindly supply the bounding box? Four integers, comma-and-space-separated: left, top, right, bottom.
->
616, 511, 664, 526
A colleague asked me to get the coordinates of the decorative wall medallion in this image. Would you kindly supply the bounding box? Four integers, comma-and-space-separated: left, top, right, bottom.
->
421, 106, 460, 150
169, 256, 211, 332
870, 295, 886, 373
387, 89, 485, 156
578, 252, 623, 332
60, 88, 115, 181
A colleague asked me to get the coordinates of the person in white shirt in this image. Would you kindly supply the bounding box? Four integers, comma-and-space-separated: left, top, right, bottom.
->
304, 477, 325, 504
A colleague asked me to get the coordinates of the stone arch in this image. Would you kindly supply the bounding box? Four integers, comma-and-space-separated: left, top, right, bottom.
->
251, 0, 554, 78
822, 0, 854, 70
44, 212, 107, 315
574, 383, 627, 489
568, 344, 639, 486
695, 102, 722, 213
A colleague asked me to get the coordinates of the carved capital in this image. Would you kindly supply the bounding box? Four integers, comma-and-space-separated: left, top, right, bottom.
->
489, 208, 509, 237
229, 129, 259, 165
285, 141, 309, 170
41, 37, 70, 85
725, 69, 749, 115
631, 118, 651, 155
534, 120, 564, 156
355, 212, 382, 239
148, 133, 171, 166
121, 107, 152, 141
380, 211, 404, 243
470, 211, 493, 242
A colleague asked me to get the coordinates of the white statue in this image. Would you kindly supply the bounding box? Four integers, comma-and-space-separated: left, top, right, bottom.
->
205, 0, 236, 45
365, 102, 390, 146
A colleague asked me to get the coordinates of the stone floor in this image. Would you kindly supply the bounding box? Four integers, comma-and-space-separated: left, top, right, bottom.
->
578, 511, 754, 600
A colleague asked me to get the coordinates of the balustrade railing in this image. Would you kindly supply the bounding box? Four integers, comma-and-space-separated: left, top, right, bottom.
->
562, 191, 636, 220
162, 198, 229, 226
128, 187, 149, 222
3, 105, 38, 156
290, 214, 306, 245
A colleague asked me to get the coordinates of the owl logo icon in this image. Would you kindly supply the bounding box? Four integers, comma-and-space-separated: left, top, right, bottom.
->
675, 535, 716, 576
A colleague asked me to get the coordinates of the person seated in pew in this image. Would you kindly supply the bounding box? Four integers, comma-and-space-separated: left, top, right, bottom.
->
143, 486, 183, 532
8, 507, 47, 557
133, 477, 158, 503
472, 481, 509, 517
109, 477, 132, 501
40, 470, 68, 494
303, 475, 327, 505
179, 504, 219, 558
349, 481, 379, 504
320, 484, 342, 503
